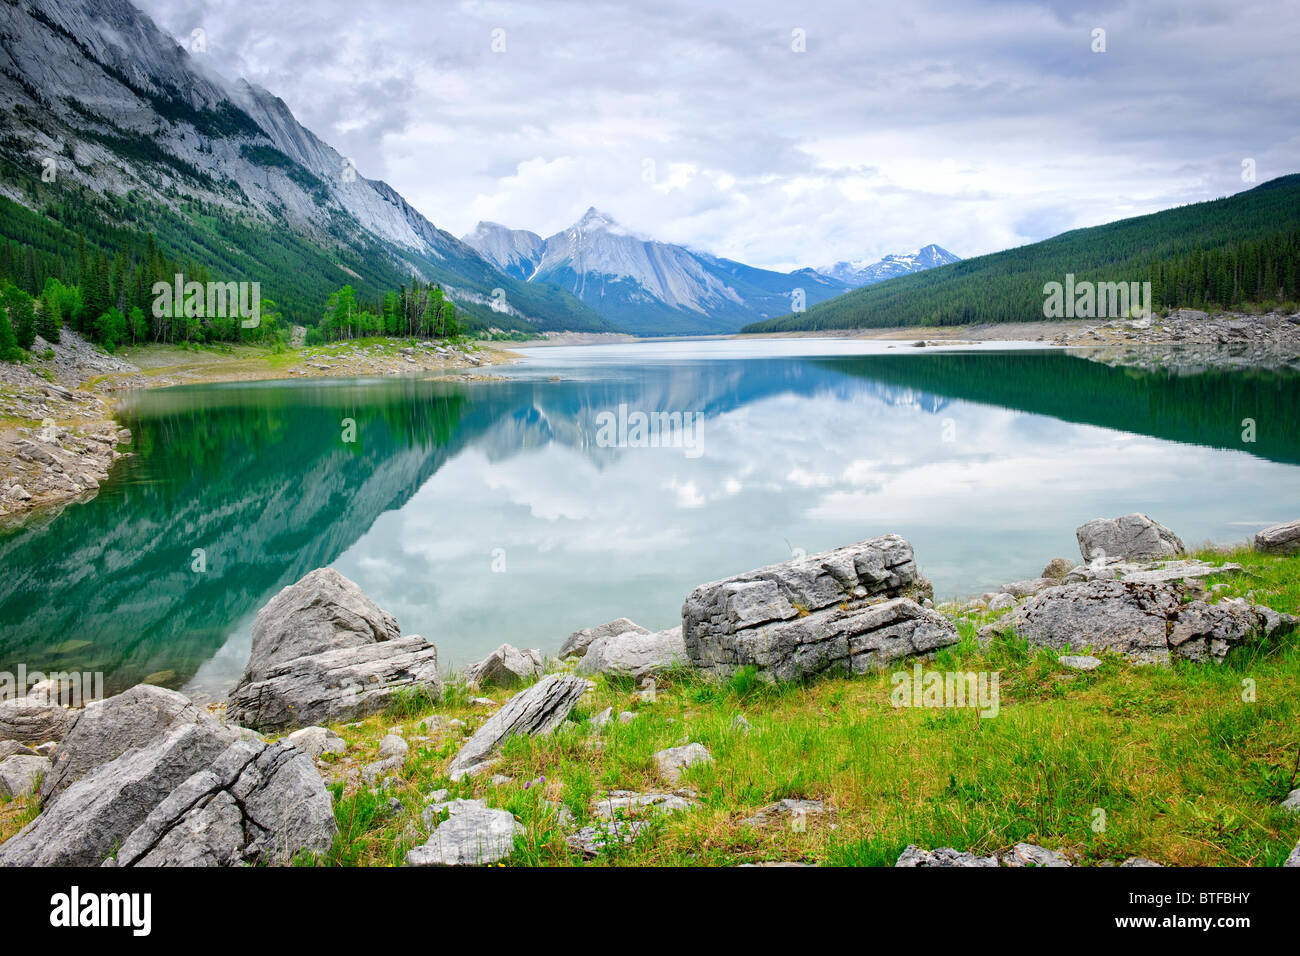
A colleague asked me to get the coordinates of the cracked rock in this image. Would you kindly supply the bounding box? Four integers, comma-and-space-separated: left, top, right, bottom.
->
683, 536, 954, 681
111, 738, 336, 867
446, 675, 588, 781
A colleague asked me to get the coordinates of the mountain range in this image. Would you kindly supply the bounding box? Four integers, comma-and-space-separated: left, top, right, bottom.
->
463, 210, 957, 335
819, 244, 962, 287
0, 0, 958, 337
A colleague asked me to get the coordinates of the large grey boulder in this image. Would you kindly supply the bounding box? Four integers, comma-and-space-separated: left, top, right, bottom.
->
1075, 513, 1184, 562
465, 644, 543, 688
227, 568, 440, 733
41, 684, 220, 802
111, 739, 336, 867
446, 675, 588, 781
0, 722, 235, 866
559, 618, 650, 660
577, 626, 687, 679
0, 696, 71, 744
0, 755, 50, 798
1287, 839, 1300, 867
228, 635, 440, 732
683, 535, 953, 681
991, 580, 1293, 665
406, 800, 521, 866
1255, 519, 1300, 555
241, 568, 400, 682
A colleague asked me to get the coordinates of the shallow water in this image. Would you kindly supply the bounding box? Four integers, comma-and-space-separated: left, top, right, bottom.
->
2, 339, 1298, 698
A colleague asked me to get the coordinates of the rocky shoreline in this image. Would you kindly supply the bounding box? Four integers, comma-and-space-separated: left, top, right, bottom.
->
2, 511, 1297, 867
2, 310, 1295, 522
0, 333, 513, 520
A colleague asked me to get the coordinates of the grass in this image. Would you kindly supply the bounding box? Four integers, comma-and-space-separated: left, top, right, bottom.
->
290, 547, 1300, 867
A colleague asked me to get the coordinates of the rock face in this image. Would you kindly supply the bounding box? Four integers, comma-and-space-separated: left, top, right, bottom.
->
0, 722, 235, 867
1075, 513, 1184, 562
683, 535, 954, 681
0, 696, 71, 744
41, 684, 220, 802
446, 675, 588, 781
1254, 519, 1300, 555
112, 739, 336, 867
407, 799, 521, 866
464, 644, 543, 688
227, 569, 439, 732
0, 755, 50, 798
1063, 557, 1241, 585
577, 626, 687, 679
559, 618, 650, 660
994, 580, 1292, 665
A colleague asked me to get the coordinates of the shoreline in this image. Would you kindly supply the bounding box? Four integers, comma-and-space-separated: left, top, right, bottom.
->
2, 307, 1296, 522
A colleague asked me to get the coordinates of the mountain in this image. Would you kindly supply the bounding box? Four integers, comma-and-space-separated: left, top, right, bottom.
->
820, 243, 961, 287
0, 0, 609, 333
744, 175, 1300, 333
463, 208, 853, 335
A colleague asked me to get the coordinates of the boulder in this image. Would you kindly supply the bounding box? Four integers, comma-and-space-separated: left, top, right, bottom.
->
112, 739, 336, 867
990, 580, 1291, 665
227, 635, 440, 733
987, 592, 1016, 612
0, 741, 38, 760
285, 726, 348, 760
1287, 839, 1300, 867
741, 798, 827, 828
567, 820, 647, 859
0, 755, 50, 798
227, 569, 439, 733
1064, 557, 1242, 586
241, 568, 400, 683
653, 742, 712, 785
1041, 557, 1074, 579
377, 734, 408, 759
683, 536, 955, 681
577, 626, 687, 679
446, 675, 588, 781
1281, 788, 1300, 814
895, 845, 998, 867
0, 697, 71, 744
464, 643, 543, 688
1254, 519, 1300, 555
1000, 578, 1055, 599
41, 684, 221, 802
0, 722, 235, 866
1000, 843, 1070, 867
1075, 513, 1184, 562
559, 618, 650, 660
591, 790, 697, 820
406, 802, 521, 866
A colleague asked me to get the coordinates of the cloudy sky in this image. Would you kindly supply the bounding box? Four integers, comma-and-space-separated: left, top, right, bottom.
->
136, 0, 1300, 271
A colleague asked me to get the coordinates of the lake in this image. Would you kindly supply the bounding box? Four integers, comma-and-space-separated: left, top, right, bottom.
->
3, 338, 1299, 699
